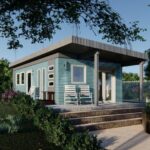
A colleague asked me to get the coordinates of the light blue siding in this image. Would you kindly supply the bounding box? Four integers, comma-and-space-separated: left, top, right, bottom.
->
55, 58, 122, 104
14, 61, 49, 98
14, 57, 123, 104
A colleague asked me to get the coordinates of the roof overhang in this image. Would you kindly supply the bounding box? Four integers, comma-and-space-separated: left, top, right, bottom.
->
10, 36, 148, 68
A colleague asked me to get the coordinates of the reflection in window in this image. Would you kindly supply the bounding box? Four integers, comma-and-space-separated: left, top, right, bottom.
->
72, 65, 86, 83
48, 65, 54, 71
49, 81, 54, 87
16, 74, 20, 85
49, 73, 54, 79
21, 73, 25, 84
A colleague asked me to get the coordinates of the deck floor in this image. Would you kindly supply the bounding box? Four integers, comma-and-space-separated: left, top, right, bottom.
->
48, 102, 145, 112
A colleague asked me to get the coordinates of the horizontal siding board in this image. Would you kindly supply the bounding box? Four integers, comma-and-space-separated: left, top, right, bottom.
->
55, 58, 122, 104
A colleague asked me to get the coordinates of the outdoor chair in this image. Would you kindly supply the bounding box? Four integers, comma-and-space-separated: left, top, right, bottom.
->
64, 85, 78, 105
79, 85, 93, 104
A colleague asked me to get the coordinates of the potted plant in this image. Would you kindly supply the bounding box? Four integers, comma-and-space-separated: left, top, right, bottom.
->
143, 103, 150, 133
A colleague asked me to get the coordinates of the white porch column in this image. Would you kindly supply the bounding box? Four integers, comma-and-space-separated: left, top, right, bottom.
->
111, 74, 116, 103
139, 61, 144, 102
102, 72, 106, 101
94, 51, 99, 106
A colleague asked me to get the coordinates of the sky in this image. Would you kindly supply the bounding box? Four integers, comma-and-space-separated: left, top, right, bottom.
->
0, 0, 150, 73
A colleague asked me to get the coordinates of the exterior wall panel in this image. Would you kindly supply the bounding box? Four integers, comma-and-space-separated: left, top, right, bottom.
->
55, 58, 122, 104
14, 61, 49, 99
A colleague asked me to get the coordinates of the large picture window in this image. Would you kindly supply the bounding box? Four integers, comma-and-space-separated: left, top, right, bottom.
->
71, 65, 86, 84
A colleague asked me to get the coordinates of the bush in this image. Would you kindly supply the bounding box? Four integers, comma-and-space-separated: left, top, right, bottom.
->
12, 92, 35, 119
145, 103, 150, 119
34, 106, 102, 150
0, 115, 20, 134
1, 90, 17, 102
10, 93, 103, 150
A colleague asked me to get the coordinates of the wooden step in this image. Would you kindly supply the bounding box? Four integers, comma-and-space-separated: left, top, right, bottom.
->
61, 107, 144, 118
69, 112, 142, 125
75, 118, 142, 131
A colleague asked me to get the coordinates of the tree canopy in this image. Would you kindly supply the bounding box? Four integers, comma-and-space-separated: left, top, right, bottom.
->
0, 59, 12, 94
123, 72, 139, 81
0, 0, 145, 49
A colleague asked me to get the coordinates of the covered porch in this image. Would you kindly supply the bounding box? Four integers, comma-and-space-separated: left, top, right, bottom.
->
55, 36, 147, 105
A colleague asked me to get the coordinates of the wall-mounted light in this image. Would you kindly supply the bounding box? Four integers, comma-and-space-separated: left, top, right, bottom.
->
64, 61, 70, 71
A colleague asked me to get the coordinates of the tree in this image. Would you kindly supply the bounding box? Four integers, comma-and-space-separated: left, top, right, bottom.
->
145, 49, 150, 80
0, 0, 145, 49
123, 72, 139, 81
0, 59, 12, 95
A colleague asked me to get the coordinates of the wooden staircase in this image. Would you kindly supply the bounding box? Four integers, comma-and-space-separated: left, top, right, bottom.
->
61, 107, 144, 131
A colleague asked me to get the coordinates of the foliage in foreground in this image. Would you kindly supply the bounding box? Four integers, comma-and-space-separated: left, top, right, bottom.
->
145, 49, 150, 80
0, 0, 145, 49
11, 92, 103, 150
145, 103, 150, 117
0, 59, 12, 96
0, 132, 57, 150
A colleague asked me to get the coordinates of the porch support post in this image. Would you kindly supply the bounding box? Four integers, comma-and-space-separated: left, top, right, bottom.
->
102, 72, 106, 101
94, 51, 99, 106
139, 61, 144, 102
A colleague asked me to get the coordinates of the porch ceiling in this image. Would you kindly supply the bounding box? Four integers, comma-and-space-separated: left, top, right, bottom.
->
57, 43, 147, 66
10, 36, 148, 68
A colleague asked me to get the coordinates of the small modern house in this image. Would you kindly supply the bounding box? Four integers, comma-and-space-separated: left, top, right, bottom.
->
10, 36, 147, 105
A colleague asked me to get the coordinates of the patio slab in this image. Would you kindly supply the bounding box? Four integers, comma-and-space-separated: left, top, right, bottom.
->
90, 125, 150, 150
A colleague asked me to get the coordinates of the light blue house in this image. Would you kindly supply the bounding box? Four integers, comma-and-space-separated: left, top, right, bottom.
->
10, 36, 147, 105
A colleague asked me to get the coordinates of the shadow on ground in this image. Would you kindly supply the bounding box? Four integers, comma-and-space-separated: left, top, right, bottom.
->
115, 131, 149, 150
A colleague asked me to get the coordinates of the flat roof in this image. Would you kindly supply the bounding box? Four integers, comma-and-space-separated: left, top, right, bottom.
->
10, 36, 148, 68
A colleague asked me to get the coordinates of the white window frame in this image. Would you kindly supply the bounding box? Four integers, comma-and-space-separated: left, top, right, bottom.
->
20, 72, 25, 85
48, 73, 54, 80
48, 81, 54, 87
71, 64, 86, 84
48, 65, 54, 72
16, 73, 20, 85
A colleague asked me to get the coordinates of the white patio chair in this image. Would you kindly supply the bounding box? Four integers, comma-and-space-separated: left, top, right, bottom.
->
64, 85, 78, 105
79, 85, 93, 104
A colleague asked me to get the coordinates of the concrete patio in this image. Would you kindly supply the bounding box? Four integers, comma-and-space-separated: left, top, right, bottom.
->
90, 125, 150, 150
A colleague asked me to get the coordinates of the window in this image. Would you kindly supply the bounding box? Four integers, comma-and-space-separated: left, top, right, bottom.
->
21, 73, 25, 84
48, 65, 54, 71
71, 65, 86, 83
16, 74, 20, 85
48, 81, 54, 87
48, 73, 54, 79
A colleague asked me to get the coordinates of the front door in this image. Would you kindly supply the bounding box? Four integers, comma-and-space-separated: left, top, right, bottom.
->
99, 71, 116, 103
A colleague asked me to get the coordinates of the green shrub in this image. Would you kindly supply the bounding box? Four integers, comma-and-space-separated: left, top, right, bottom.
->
0, 115, 20, 134
34, 106, 102, 150
11, 93, 103, 150
145, 103, 150, 118
12, 92, 35, 119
